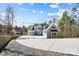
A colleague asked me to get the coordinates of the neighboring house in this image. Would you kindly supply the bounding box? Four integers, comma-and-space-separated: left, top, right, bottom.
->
34, 24, 43, 35
27, 24, 43, 35
46, 23, 58, 38
21, 26, 27, 35
12, 27, 22, 35
27, 25, 35, 35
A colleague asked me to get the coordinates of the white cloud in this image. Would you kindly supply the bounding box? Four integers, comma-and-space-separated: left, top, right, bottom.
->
59, 8, 66, 13
48, 9, 65, 19
40, 10, 43, 14
30, 3, 34, 6
14, 17, 25, 27
18, 3, 23, 5
48, 12, 63, 19
1, 12, 6, 19
43, 3, 48, 5
0, 13, 6, 24
18, 8, 28, 11
58, 8, 67, 18
32, 10, 44, 14
32, 10, 36, 13
2, 13, 5, 17
48, 13, 60, 17
69, 3, 72, 6
50, 4, 59, 8
54, 3, 59, 6
48, 8, 71, 19
59, 8, 70, 15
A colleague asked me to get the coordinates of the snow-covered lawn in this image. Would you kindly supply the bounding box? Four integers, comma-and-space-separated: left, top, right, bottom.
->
16, 35, 79, 55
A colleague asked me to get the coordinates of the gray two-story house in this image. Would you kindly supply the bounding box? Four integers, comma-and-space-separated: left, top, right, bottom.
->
27, 23, 43, 35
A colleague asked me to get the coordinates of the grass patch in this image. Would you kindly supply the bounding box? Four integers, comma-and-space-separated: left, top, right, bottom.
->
0, 35, 20, 53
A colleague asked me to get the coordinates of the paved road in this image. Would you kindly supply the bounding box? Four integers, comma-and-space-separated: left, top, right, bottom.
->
16, 35, 79, 56
0, 35, 76, 56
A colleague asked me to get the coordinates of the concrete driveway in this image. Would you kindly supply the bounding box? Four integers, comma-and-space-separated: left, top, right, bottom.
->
16, 35, 79, 55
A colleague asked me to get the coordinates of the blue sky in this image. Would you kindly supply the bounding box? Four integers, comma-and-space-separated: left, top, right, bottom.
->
0, 3, 74, 27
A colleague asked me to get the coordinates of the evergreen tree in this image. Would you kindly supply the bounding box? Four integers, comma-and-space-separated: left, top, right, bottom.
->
58, 11, 68, 31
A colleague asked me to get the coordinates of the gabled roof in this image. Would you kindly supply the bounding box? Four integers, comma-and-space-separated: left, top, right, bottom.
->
46, 23, 58, 31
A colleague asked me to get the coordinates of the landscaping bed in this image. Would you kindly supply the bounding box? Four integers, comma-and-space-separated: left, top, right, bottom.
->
0, 35, 20, 53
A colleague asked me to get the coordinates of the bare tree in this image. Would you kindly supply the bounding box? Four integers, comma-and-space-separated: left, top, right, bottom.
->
5, 6, 14, 34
